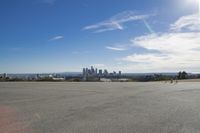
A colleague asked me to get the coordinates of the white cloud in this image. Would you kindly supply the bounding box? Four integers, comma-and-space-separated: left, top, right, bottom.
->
50, 36, 64, 41
122, 54, 169, 63
170, 14, 200, 32
106, 46, 127, 51
83, 11, 150, 33
132, 32, 200, 54
119, 13, 200, 72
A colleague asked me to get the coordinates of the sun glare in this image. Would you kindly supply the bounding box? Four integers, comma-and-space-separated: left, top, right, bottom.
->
199, 0, 200, 15
186, 0, 198, 3
186, 0, 200, 14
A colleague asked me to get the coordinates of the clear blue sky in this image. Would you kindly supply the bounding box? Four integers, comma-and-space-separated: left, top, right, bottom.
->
0, 0, 199, 73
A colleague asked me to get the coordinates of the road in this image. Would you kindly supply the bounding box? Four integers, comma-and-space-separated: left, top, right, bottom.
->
0, 82, 200, 133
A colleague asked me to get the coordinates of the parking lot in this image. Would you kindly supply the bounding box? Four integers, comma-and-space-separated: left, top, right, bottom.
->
1, 82, 200, 133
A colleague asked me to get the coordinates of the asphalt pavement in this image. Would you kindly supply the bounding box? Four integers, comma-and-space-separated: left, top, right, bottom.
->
0, 82, 200, 133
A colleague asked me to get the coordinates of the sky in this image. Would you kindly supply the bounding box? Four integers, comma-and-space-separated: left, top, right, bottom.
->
0, 0, 200, 73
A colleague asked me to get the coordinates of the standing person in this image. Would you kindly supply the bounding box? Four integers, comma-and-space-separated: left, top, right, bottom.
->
170, 79, 173, 84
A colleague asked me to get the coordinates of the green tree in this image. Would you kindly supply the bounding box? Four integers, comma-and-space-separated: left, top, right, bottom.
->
177, 71, 188, 79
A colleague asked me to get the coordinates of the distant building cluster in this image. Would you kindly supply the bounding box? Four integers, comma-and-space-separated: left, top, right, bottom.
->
0, 73, 66, 81
2, 70, 200, 82
82, 66, 122, 81
0, 73, 8, 79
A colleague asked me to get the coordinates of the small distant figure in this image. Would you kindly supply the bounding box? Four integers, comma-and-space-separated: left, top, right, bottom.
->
170, 79, 173, 84
174, 77, 178, 84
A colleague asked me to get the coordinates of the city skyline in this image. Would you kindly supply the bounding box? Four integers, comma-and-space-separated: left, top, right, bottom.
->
0, 0, 200, 73
82, 66, 122, 81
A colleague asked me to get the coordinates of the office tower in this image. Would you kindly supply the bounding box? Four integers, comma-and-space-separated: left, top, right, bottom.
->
119, 71, 122, 77
95, 68, 98, 75
88, 69, 91, 75
36, 74, 40, 80
3, 73, 7, 78
86, 68, 88, 75
91, 66, 95, 74
99, 69, 103, 76
104, 69, 108, 76
83, 68, 86, 76
113, 71, 116, 76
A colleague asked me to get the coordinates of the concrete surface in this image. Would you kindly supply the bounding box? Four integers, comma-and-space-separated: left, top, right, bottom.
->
0, 82, 200, 133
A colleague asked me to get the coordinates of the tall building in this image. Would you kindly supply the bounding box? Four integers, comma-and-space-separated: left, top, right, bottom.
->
103, 69, 108, 77
91, 66, 95, 74
119, 71, 122, 77
83, 68, 86, 76
113, 71, 117, 76
86, 68, 88, 75
95, 68, 98, 75
99, 69, 103, 77
3, 73, 7, 79
36, 74, 40, 80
